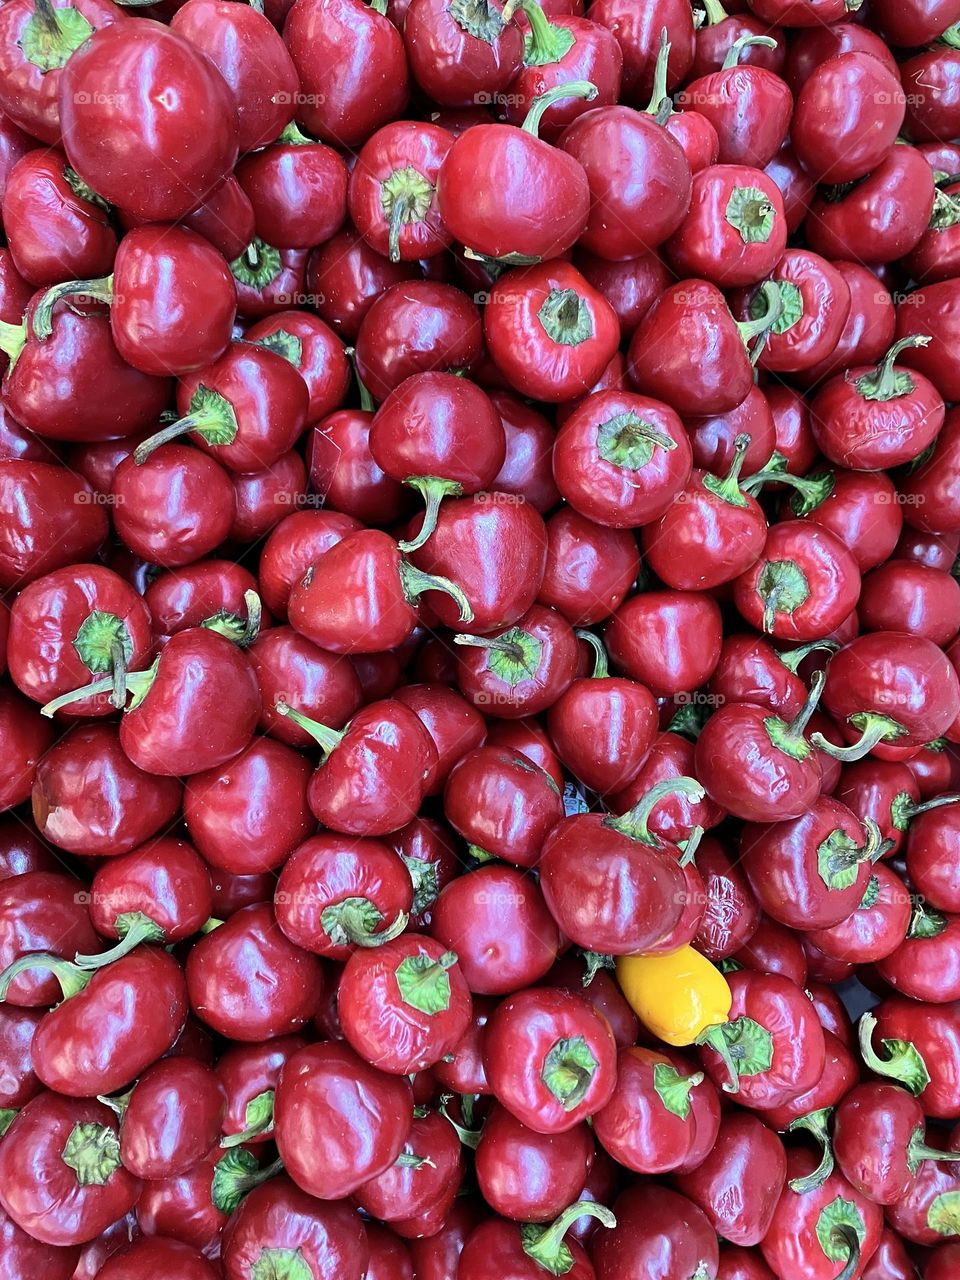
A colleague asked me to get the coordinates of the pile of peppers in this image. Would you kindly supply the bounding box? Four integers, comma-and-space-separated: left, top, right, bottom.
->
1, 0, 960, 1275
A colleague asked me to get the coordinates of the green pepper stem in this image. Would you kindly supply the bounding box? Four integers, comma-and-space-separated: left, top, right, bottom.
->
785, 669, 825, 739
398, 557, 473, 621
523, 1201, 617, 1273
274, 702, 344, 756
700, 0, 727, 22
32, 276, 114, 341
344, 347, 376, 412
696, 1023, 740, 1094
522, 81, 598, 138
74, 912, 165, 970
787, 1108, 835, 1192
856, 335, 930, 401
677, 825, 705, 868
575, 628, 608, 680
811, 715, 901, 762
777, 639, 839, 674
605, 777, 706, 845
833, 1226, 861, 1280
397, 478, 465, 554
736, 280, 784, 364
0, 952, 91, 1001
40, 662, 157, 719
721, 33, 778, 70
132, 412, 223, 465
644, 28, 672, 117
0, 318, 27, 370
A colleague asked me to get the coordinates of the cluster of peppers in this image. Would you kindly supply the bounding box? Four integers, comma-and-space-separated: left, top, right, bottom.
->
1, 0, 960, 1275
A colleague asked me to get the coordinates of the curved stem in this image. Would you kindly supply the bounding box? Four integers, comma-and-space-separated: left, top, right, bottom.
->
274, 702, 344, 756
0, 952, 90, 1001
677, 825, 704, 868
398, 557, 473, 622
833, 1227, 861, 1280
73, 912, 165, 970
778, 639, 839, 675
344, 347, 376, 413
133, 413, 218, 465
858, 1011, 931, 1095
0, 318, 27, 370
40, 663, 156, 719
721, 33, 777, 70
700, 0, 727, 22
736, 280, 783, 364
522, 80, 597, 138
438, 1095, 482, 1149
604, 777, 705, 845
856, 335, 930, 401
696, 1023, 740, 1094
32, 276, 114, 341
397, 477, 464, 553
523, 1201, 616, 1273
811, 716, 901, 762
575, 629, 608, 679
787, 1108, 835, 1192
786, 669, 825, 739
702, 433, 751, 505
899, 792, 960, 821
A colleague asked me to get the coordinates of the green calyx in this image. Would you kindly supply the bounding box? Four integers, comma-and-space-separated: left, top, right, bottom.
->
380, 166, 435, 263
816, 818, 884, 892
653, 1062, 703, 1120
398, 478, 465, 555
230, 238, 283, 289
395, 950, 457, 1015
538, 288, 594, 347
522, 80, 598, 139
701, 433, 752, 508
811, 711, 905, 763
0, 1109, 15, 1136
61, 1123, 121, 1186
541, 1036, 599, 1111
133, 384, 239, 463
755, 557, 810, 634
454, 625, 543, 688
815, 1201, 864, 1273
751, 279, 802, 335
855, 336, 931, 402
603, 777, 706, 846
858, 1011, 931, 1096
667, 700, 710, 740
0, 318, 27, 373
940, 21, 960, 47
251, 1248, 313, 1280
930, 188, 960, 231
401, 853, 440, 916
319, 896, 409, 949
580, 950, 614, 986
787, 1108, 835, 1192
763, 668, 825, 763
220, 1089, 276, 1148
202, 591, 264, 649
32, 275, 114, 342
521, 1202, 616, 1276
503, 0, 575, 67
721, 33, 778, 70
254, 328, 303, 368
736, 280, 784, 365
63, 167, 110, 212
278, 120, 314, 145
21, 0, 94, 71
448, 0, 505, 41
907, 900, 948, 940
927, 1190, 960, 1235
211, 1149, 283, 1214
859, 875, 880, 910
697, 1016, 774, 1094
784, 470, 837, 518
72, 610, 133, 710
725, 186, 776, 245
596, 412, 677, 472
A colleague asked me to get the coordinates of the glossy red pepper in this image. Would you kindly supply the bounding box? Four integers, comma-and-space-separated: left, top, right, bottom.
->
348, 120, 453, 263
118, 1057, 225, 1181
403, 0, 522, 107
186, 903, 323, 1041
475, 1102, 594, 1222
0, 1093, 140, 1246
676, 1111, 787, 1246
667, 164, 787, 287
590, 1184, 719, 1280
593, 1044, 719, 1174
88, 837, 213, 947
791, 52, 904, 184
274, 1039, 412, 1199
445, 745, 563, 865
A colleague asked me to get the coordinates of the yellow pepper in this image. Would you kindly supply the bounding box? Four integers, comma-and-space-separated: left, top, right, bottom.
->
616, 944, 732, 1047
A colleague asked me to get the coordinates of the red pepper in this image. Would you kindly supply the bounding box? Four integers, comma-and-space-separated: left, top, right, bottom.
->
675, 1112, 787, 1246
791, 51, 904, 184
338, 934, 472, 1073
118, 1057, 225, 1181
484, 986, 618, 1133
475, 1102, 594, 1222
0, 1093, 140, 1246
459, 1201, 616, 1280
445, 745, 563, 865
593, 1044, 718, 1174
348, 121, 453, 263
186, 902, 323, 1041
403, 0, 522, 108
667, 163, 787, 287
355, 1108, 464, 1223
484, 261, 620, 403
274, 1040, 413, 1199
590, 1184, 719, 1280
